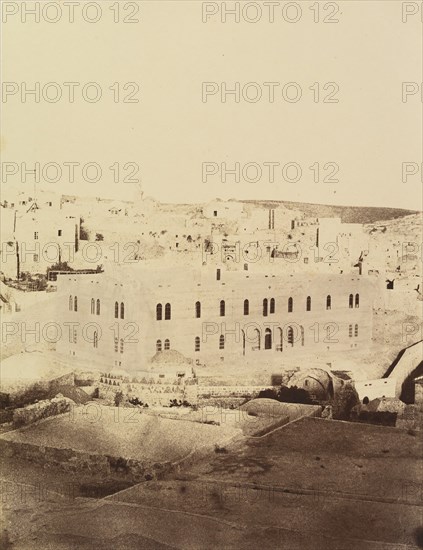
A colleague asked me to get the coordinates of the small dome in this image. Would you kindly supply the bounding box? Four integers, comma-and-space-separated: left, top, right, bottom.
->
150, 349, 192, 365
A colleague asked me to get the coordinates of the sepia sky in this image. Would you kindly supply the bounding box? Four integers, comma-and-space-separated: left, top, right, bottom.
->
1, 0, 422, 209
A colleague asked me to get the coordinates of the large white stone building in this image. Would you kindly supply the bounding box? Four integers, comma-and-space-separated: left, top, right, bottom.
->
56, 264, 375, 371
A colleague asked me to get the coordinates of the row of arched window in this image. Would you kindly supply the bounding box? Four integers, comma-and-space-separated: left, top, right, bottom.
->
92, 335, 126, 351
192, 323, 359, 352
69, 297, 127, 318
184, 293, 361, 318
70, 294, 360, 321
92, 326, 359, 354
156, 303, 171, 321
242, 327, 303, 349
156, 339, 171, 351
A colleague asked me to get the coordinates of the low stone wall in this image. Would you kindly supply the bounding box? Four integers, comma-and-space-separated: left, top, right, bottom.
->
12, 396, 75, 427
244, 403, 323, 437
0, 438, 172, 483
197, 385, 271, 397
7, 372, 75, 406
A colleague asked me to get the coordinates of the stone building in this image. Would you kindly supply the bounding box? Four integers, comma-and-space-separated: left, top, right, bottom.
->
0, 205, 79, 278
55, 264, 375, 371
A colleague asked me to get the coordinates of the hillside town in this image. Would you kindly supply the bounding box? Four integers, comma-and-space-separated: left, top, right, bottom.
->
0, 187, 422, 549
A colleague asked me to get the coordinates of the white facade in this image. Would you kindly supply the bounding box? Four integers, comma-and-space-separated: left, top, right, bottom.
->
56, 264, 376, 371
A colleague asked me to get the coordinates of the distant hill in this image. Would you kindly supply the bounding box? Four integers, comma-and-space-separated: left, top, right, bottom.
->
243, 200, 419, 224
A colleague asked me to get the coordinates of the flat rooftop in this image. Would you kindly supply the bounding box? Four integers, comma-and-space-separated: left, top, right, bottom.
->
1, 407, 240, 463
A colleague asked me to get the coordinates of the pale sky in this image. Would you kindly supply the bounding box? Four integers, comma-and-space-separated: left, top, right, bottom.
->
2, 1, 422, 209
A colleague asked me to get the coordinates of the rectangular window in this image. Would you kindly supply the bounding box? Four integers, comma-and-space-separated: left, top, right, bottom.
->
58, 230, 62, 236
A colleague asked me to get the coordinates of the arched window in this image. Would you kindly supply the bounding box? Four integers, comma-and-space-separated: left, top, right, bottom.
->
156, 339, 162, 352
195, 336, 200, 352
156, 304, 162, 321
195, 301, 201, 318
264, 328, 272, 350
270, 298, 275, 314
165, 303, 171, 320
288, 297, 293, 313
348, 324, 353, 338
219, 335, 225, 350
220, 300, 225, 317
164, 338, 170, 350
306, 296, 311, 311
120, 338, 124, 354
354, 324, 358, 337
96, 299, 100, 315
93, 331, 98, 349
287, 326, 294, 346
69, 295, 73, 311
114, 302, 119, 318
243, 299, 249, 316
349, 294, 354, 308
74, 296, 78, 312
355, 293, 359, 308
263, 298, 268, 317
120, 302, 124, 319
326, 295, 331, 310
114, 337, 119, 352
91, 298, 95, 314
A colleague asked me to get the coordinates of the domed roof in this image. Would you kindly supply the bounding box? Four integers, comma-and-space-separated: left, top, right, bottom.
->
289, 368, 333, 388
150, 349, 192, 365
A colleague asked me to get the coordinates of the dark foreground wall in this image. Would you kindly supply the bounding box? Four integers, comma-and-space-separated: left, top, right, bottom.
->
0, 438, 172, 483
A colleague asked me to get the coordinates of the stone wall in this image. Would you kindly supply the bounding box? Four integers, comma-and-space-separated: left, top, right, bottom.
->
0, 438, 172, 483
12, 396, 75, 427
387, 341, 423, 397
8, 372, 75, 406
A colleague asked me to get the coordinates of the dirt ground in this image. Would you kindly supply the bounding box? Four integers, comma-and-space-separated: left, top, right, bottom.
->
1, 416, 422, 549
